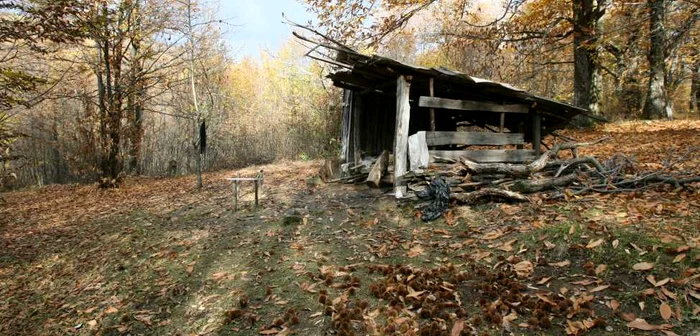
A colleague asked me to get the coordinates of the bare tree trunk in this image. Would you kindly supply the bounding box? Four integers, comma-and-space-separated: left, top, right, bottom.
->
692, 56, 700, 115
572, 0, 605, 124
642, 0, 670, 120
127, 0, 144, 174
186, 0, 202, 189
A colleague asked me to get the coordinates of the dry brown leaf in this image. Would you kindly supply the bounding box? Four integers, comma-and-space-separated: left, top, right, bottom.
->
586, 238, 604, 249
514, 260, 534, 278
589, 285, 609, 293
660, 302, 672, 320
482, 230, 505, 240
672, 254, 686, 263
626, 318, 672, 331
406, 286, 426, 299
105, 306, 119, 314
612, 239, 619, 249
661, 287, 677, 300
407, 246, 425, 258
609, 299, 620, 312
595, 264, 607, 275
549, 260, 571, 268
633, 262, 654, 271
544, 241, 556, 250
259, 328, 280, 335
451, 319, 465, 336
537, 277, 552, 285
309, 312, 322, 318
655, 278, 672, 287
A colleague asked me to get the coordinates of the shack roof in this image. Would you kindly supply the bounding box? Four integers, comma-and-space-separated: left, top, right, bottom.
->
328, 51, 591, 134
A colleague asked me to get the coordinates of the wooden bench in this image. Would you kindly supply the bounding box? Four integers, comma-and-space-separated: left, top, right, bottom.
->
226, 170, 263, 211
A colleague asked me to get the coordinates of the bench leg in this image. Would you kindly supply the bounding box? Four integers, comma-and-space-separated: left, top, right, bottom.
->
254, 180, 259, 209
234, 180, 238, 212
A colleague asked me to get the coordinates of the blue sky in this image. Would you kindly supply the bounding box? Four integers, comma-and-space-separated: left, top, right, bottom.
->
219, 0, 314, 58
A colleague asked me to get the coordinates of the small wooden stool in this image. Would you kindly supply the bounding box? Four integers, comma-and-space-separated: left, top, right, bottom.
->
226, 170, 264, 211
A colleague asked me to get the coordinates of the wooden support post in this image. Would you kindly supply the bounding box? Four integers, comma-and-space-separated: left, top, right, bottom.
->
254, 179, 259, 209
394, 75, 411, 198
499, 112, 505, 149
517, 121, 524, 149
234, 172, 240, 211
429, 78, 436, 132
532, 111, 542, 157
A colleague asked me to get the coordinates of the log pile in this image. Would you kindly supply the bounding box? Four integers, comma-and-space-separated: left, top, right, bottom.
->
324, 136, 700, 206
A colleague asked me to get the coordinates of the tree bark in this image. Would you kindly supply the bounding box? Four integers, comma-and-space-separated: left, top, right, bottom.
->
572, 0, 605, 124
691, 55, 700, 115
642, 0, 669, 120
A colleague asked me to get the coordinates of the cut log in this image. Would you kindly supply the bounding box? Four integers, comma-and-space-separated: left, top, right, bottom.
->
510, 173, 578, 193
320, 158, 341, 182
366, 150, 389, 188
452, 188, 530, 204
460, 148, 556, 177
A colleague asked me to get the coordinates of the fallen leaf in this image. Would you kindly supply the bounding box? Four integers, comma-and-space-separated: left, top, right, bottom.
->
514, 260, 534, 278
406, 286, 426, 299
482, 230, 505, 240
612, 239, 620, 249
309, 312, 322, 318
451, 319, 465, 336
407, 246, 425, 258
105, 306, 119, 314
660, 302, 672, 320
544, 241, 556, 250
609, 299, 620, 311
672, 254, 686, 263
633, 262, 654, 271
595, 264, 607, 275
537, 277, 552, 285
661, 287, 677, 300
589, 285, 609, 293
549, 260, 571, 268
626, 318, 672, 331
586, 238, 604, 249
655, 278, 672, 287
259, 329, 280, 335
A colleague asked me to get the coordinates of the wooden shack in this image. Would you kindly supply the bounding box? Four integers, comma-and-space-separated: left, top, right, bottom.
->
311, 46, 589, 197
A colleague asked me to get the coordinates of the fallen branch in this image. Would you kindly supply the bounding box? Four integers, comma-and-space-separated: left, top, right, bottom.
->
452, 188, 529, 204
510, 173, 579, 193
460, 148, 557, 178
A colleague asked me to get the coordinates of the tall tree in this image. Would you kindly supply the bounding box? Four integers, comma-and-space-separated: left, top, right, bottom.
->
643, 0, 700, 119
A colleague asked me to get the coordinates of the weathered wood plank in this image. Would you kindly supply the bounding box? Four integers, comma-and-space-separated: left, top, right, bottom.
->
419, 96, 529, 113
425, 131, 525, 146
429, 149, 537, 163
532, 111, 542, 156
429, 78, 436, 131
394, 75, 411, 197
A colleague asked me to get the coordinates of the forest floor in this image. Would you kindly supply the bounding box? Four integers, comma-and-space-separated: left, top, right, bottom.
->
2, 120, 700, 336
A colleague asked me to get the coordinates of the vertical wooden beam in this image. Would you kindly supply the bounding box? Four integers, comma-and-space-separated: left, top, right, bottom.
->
394, 75, 411, 198
234, 172, 240, 211
532, 111, 542, 157
352, 94, 361, 165
499, 112, 505, 149
254, 179, 259, 209
429, 78, 436, 132
340, 90, 352, 162
516, 121, 524, 149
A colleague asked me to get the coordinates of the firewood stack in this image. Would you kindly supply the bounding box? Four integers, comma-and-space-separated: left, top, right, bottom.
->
323, 137, 700, 204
